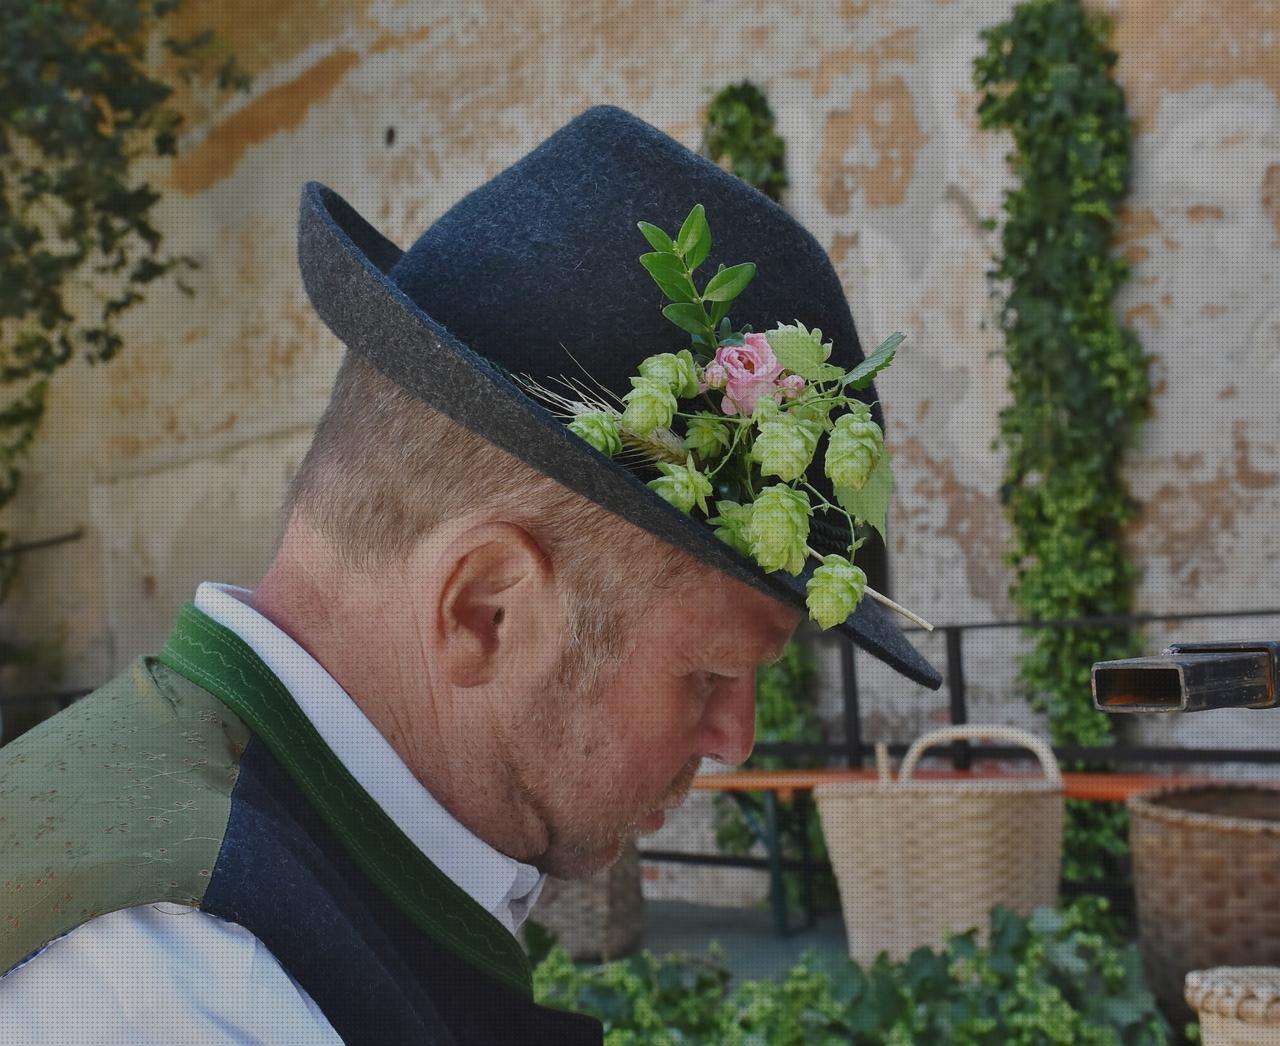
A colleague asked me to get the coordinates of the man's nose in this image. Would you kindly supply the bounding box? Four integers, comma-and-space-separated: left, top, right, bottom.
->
699, 674, 757, 767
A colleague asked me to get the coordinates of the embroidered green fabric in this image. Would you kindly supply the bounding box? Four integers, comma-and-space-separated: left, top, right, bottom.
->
0, 658, 247, 973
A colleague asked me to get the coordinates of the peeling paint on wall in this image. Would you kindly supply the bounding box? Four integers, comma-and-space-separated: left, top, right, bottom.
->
9, 0, 1280, 900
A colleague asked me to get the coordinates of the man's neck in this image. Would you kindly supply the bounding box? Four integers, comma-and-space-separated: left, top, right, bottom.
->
248, 534, 551, 868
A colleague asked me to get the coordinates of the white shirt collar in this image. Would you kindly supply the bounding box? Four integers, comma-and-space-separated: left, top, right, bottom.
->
193, 582, 545, 935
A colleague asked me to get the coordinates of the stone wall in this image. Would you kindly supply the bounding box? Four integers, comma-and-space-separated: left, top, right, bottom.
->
5, 0, 1278, 901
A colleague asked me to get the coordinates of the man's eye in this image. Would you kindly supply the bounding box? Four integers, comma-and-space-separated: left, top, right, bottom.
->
691, 671, 730, 693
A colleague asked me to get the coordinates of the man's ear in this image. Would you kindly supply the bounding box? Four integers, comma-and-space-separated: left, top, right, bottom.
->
423, 522, 565, 689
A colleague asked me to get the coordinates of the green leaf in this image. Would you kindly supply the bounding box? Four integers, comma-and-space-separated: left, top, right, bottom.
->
702, 262, 756, 302
765, 322, 829, 380
639, 252, 696, 303
637, 221, 674, 253
840, 332, 903, 390
662, 302, 713, 337
676, 203, 710, 269
833, 451, 893, 539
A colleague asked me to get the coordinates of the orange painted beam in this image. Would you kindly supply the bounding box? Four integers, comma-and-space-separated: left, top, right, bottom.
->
692, 769, 1210, 804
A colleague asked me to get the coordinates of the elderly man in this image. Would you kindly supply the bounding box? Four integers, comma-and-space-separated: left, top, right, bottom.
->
0, 106, 939, 1043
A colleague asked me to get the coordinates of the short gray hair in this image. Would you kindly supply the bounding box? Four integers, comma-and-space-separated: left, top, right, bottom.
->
286, 352, 704, 689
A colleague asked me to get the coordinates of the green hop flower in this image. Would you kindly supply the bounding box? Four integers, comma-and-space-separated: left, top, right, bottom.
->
805, 554, 868, 629
825, 404, 884, 491
622, 377, 677, 437
567, 410, 622, 457
707, 499, 754, 556
748, 484, 812, 576
751, 413, 821, 482
647, 456, 713, 516
638, 350, 699, 399
683, 413, 732, 459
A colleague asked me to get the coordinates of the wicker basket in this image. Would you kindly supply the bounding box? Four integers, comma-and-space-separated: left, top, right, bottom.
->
814, 724, 1064, 965
1186, 968, 1280, 1045
1130, 787, 1280, 1026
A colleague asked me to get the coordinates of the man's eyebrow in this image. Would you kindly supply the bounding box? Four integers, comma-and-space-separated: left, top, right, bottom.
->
707, 636, 790, 669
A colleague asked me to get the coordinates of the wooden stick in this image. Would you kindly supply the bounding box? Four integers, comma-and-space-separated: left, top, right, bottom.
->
866, 586, 934, 631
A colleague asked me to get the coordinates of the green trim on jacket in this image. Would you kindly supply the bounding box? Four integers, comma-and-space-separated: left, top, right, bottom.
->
157, 602, 533, 996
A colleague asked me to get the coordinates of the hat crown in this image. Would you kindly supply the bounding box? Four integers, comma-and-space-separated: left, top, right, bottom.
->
387, 106, 866, 400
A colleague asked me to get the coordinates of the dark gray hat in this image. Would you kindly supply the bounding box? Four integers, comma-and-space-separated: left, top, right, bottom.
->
297, 104, 941, 690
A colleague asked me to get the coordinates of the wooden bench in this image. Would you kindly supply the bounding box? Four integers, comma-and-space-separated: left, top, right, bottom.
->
684, 769, 1207, 936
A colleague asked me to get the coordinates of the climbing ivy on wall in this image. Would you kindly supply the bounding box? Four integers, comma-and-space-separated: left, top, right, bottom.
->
974, 0, 1151, 882
702, 81, 789, 203
0, 0, 247, 594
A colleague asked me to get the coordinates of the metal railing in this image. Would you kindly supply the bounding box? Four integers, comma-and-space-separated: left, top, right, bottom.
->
757, 605, 1280, 770
637, 605, 1280, 928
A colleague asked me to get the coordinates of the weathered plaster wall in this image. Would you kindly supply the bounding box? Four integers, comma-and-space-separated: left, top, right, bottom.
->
5, 0, 1278, 903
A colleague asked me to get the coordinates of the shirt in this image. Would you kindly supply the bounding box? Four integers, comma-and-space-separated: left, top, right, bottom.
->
0, 582, 546, 1044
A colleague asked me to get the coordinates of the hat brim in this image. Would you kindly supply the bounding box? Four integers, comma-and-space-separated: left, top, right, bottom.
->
296, 182, 942, 691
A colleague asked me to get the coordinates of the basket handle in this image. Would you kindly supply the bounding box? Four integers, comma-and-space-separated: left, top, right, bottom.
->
898, 725, 1062, 787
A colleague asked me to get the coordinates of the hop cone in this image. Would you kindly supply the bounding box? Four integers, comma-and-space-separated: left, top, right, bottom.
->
567, 411, 622, 456
648, 457, 713, 516
638, 350, 699, 399
806, 554, 867, 629
826, 405, 884, 491
752, 413, 821, 482
748, 485, 812, 576
622, 377, 678, 437
684, 414, 732, 459
707, 499, 754, 556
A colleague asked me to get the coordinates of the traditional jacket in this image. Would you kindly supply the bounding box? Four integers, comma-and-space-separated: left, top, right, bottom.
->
0, 603, 603, 1045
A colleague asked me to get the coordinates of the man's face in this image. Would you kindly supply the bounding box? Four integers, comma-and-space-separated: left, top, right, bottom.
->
500, 571, 803, 879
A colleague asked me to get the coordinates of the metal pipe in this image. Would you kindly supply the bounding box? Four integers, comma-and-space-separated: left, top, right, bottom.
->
1093, 641, 1280, 713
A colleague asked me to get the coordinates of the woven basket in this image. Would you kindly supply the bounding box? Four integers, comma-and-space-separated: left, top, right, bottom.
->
814, 724, 1063, 965
1130, 787, 1280, 1026
1186, 967, 1280, 1045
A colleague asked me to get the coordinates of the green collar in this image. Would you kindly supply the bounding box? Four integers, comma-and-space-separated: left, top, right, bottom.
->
157, 602, 533, 996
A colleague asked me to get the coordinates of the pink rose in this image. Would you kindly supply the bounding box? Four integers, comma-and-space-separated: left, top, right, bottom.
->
698, 361, 728, 392
779, 374, 806, 399
713, 333, 785, 415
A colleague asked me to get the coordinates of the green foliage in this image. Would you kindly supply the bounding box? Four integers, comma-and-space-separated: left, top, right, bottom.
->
534, 898, 1170, 1044
637, 203, 756, 349
974, 0, 1150, 881
0, 0, 247, 592
701, 81, 789, 203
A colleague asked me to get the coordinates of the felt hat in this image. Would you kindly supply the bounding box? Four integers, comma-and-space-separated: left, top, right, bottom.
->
297, 104, 942, 689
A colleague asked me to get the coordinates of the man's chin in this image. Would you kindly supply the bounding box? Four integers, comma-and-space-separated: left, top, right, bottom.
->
541, 835, 628, 880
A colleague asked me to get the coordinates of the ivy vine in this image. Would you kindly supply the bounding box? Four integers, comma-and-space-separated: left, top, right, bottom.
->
974, 0, 1151, 882
0, 0, 247, 594
702, 81, 789, 203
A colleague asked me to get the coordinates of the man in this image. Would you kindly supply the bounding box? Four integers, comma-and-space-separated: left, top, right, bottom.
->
0, 105, 940, 1043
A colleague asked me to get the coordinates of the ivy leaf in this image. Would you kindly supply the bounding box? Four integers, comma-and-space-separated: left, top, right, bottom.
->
639, 252, 696, 303
702, 261, 756, 302
637, 220, 674, 253
833, 451, 893, 539
676, 203, 711, 270
662, 302, 713, 338
840, 332, 903, 390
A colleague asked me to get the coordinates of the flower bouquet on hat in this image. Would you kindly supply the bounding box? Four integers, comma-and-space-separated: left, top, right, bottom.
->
517, 203, 932, 635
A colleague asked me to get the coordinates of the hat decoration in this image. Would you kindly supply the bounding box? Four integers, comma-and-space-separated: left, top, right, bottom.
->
515, 202, 933, 635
